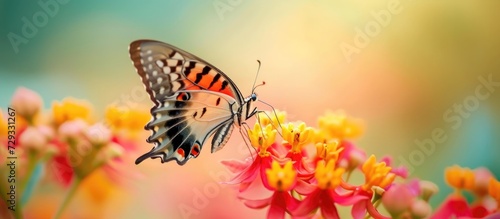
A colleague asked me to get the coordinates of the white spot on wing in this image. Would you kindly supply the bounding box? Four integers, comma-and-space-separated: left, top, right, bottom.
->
148, 56, 153, 61
159, 87, 165, 94
172, 81, 181, 91
148, 64, 153, 70
157, 77, 163, 83
156, 60, 164, 67
163, 67, 171, 73
170, 73, 179, 81
171, 53, 183, 60
152, 71, 158, 76
147, 50, 152, 54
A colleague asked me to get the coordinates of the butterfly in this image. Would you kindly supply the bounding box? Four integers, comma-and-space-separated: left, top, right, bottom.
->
129, 40, 258, 165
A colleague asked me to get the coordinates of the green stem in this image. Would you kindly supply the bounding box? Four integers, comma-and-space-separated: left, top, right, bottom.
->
345, 170, 352, 182
19, 150, 37, 193
53, 177, 81, 219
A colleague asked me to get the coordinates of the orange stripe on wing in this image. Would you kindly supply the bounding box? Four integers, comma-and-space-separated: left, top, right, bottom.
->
185, 67, 235, 98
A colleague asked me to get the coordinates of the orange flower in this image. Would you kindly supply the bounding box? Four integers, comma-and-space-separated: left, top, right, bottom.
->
489, 178, 500, 204
445, 165, 475, 192
52, 98, 92, 126
361, 155, 395, 191
315, 139, 343, 162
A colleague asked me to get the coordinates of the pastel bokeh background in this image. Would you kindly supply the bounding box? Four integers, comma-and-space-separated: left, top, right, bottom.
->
1, 0, 499, 218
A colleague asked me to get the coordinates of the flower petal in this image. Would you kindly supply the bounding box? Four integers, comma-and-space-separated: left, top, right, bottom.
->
366, 200, 391, 219
333, 190, 370, 206
221, 159, 251, 173
294, 189, 321, 216
430, 195, 472, 219
351, 201, 367, 219
294, 179, 317, 195
319, 191, 340, 219
268, 192, 287, 219
243, 196, 272, 209
223, 156, 262, 185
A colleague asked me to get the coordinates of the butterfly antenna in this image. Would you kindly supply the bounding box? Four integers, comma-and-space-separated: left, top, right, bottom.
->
251, 60, 262, 94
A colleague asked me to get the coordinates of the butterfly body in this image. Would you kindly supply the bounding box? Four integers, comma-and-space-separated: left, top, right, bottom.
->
129, 40, 257, 165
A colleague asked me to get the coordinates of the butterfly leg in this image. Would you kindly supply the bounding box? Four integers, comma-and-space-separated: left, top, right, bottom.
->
257, 100, 284, 129
239, 122, 257, 161
255, 110, 284, 138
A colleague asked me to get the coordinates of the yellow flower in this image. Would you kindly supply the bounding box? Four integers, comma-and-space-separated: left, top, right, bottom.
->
315, 139, 343, 162
444, 165, 475, 192
257, 110, 286, 128
247, 123, 277, 157
488, 178, 500, 204
282, 122, 314, 153
317, 111, 364, 140
361, 155, 395, 191
105, 105, 150, 131
52, 98, 92, 126
266, 160, 296, 191
315, 159, 345, 190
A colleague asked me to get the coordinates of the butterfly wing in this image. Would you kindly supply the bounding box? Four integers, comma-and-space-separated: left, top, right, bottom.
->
129, 40, 244, 165
129, 40, 245, 104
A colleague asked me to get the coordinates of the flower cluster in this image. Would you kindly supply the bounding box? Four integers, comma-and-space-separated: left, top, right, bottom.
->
222, 111, 500, 219
0, 87, 149, 219
431, 165, 500, 218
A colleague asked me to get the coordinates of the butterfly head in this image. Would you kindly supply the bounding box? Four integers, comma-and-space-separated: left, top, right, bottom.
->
251, 93, 258, 101
243, 93, 258, 120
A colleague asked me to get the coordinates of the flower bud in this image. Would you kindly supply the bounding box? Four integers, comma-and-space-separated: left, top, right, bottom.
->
419, 180, 439, 202
59, 119, 88, 141
10, 87, 43, 121
410, 199, 431, 219
96, 143, 124, 165
19, 126, 47, 150
382, 183, 415, 216
472, 167, 492, 197
84, 123, 111, 146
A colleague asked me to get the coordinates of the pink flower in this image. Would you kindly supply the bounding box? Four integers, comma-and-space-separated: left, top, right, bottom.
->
294, 160, 364, 219
19, 126, 49, 151
381, 181, 419, 216
240, 161, 299, 219
10, 87, 43, 122
337, 141, 367, 171
381, 180, 432, 218
430, 195, 472, 219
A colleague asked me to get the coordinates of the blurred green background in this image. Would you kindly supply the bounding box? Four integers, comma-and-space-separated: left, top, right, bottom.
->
1, 0, 499, 218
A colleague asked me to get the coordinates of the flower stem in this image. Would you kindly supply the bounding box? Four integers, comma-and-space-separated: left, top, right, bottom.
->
53, 177, 81, 219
